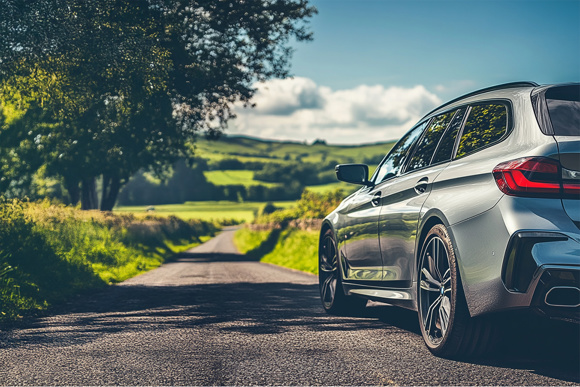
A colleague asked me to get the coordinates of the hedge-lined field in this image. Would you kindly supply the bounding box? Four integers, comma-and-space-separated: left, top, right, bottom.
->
0, 200, 218, 321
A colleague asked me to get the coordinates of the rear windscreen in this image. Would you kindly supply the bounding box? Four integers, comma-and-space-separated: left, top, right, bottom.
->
545, 85, 580, 136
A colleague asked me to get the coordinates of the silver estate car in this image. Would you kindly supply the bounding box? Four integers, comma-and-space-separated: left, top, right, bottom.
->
318, 82, 580, 357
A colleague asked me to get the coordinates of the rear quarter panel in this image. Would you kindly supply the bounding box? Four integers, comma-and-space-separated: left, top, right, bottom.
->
422, 89, 563, 316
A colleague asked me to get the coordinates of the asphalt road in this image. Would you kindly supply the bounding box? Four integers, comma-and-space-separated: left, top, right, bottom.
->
0, 228, 578, 385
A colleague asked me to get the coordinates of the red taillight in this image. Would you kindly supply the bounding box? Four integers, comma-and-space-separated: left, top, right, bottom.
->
493, 157, 563, 197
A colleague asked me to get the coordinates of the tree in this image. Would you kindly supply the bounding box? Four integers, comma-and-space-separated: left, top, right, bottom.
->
0, 0, 316, 210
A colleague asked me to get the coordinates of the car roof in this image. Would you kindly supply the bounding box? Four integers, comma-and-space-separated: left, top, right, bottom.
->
421, 81, 539, 120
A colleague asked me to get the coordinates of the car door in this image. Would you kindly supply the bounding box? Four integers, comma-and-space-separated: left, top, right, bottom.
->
342, 121, 428, 281
340, 184, 383, 281
378, 108, 467, 286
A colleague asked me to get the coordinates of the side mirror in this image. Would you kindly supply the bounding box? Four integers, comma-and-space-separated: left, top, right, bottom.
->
335, 164, 373, 186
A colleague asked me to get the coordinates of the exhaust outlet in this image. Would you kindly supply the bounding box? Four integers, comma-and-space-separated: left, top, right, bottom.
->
544, 286, 580, 307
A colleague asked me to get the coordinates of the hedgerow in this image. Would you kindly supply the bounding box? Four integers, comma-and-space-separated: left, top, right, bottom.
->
253, 189, 344, 225
0, 199, 217, 321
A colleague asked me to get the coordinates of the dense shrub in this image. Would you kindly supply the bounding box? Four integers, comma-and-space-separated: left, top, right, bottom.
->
118, 158, 306, 205
253, 189, 345, 225
207, 158, 268, 171
254, 162, 324, 185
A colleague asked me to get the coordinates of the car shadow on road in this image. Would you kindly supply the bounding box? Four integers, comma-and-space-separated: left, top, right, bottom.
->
363, 302, 579, 383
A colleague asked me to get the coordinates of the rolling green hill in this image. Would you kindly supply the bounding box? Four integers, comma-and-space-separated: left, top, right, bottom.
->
117, 135, 395, 208
194, 135, 393, 167
196, 135, 392, 193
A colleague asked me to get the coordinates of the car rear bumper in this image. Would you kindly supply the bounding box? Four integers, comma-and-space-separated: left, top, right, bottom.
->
448, 195, 580, 319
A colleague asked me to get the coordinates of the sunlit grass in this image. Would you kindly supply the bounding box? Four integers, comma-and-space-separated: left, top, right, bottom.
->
115, 200, 297, 223
194, 136, 394, 165
203, 170, 281, 187
234, 227, 272, 254
234, 227, 318, 274
0, 200, 218, 321
261, 228, 318, 274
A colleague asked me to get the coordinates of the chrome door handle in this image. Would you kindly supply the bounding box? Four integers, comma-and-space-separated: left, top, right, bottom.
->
414, 178, 429, 194
371, 192, 381, 206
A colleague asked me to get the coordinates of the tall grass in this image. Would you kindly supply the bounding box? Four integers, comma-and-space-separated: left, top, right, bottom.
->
0, 199, 218, 321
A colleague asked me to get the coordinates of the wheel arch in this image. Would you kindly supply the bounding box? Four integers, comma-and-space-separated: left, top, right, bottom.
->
416, 210, 451, 270
416, 209, 474, 316
319, 219, 335, 248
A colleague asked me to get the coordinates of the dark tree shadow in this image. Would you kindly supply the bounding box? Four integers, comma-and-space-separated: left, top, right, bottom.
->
1, 251, 578, 384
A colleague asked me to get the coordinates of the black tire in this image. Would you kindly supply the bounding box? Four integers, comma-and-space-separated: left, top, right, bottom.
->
417, 224, 497, 358
319, 229, 367, 315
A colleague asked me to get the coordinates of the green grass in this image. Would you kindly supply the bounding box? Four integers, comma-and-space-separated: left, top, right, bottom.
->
234, 227, 273, 254
204, 170, 281, 187
261, 228, 319, 274
116, 200, 297, 223
234, 227, 319, 274
1, 200, 217, 321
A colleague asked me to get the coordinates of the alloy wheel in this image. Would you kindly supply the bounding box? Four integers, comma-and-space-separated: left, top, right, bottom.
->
419, 235, 452, 346
319, 233, 339, 309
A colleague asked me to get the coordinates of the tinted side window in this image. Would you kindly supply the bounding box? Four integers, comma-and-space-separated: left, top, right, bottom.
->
546, 85, 580, 136
456, 103, 508, 158
406, 111, 454, 172
373, 121, 427, 184
431, 107, 467, 164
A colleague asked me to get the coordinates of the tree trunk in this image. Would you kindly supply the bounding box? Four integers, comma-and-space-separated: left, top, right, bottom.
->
100, 174, 122, 211
81, 177, 98, 210
64, 178, 80, 206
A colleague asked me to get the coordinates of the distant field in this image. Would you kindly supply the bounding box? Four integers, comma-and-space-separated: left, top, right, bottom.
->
194, 135, 394, 165
115, 201, 296, 223
204, 170, 281, 187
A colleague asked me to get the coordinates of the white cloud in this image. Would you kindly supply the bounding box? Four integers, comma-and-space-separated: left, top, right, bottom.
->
230, 77, 442, 144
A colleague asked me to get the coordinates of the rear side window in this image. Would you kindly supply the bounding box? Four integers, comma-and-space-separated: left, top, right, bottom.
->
406, 111, 455, 172
456, 103, 508, 158
432, 107, 468, 164
546, 85, 580, 136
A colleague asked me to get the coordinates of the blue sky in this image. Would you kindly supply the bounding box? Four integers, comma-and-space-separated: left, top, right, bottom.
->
231, 0, 580, 144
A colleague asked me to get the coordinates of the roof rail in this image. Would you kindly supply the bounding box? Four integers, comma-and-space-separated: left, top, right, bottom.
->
422, 81, 540, 119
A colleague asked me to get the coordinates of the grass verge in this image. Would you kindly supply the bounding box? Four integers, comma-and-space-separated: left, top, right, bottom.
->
261, 228, 318, 274
0, 199, 218, 322
234, 226, 318, 275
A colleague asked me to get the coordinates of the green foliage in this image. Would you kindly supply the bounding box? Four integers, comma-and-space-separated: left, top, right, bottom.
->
232, 188, 346, 274
0, 1, 317, 210
254, 189, 345, 224
118, 158, 305, 204
0, 199, 217, 321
